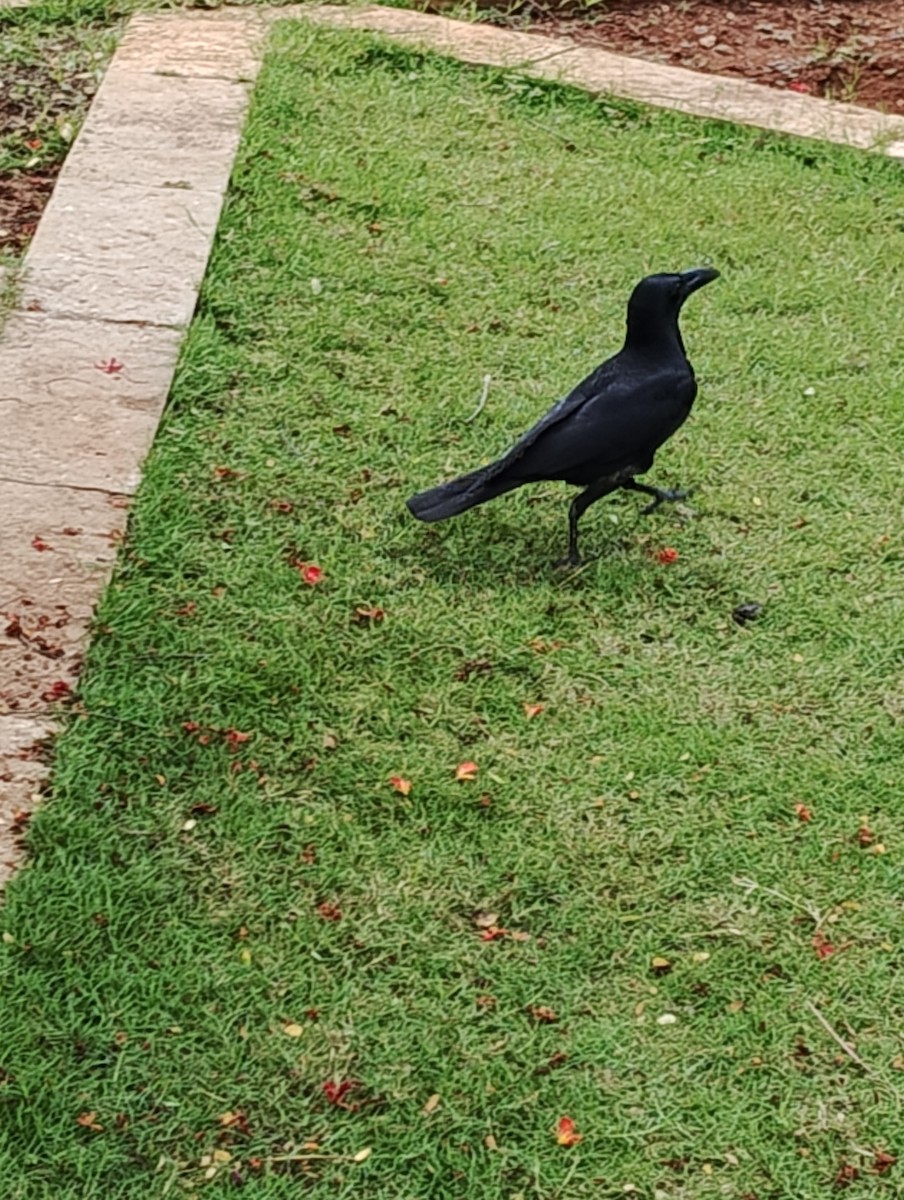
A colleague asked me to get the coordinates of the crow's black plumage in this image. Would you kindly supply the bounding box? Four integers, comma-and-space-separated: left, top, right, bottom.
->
407, 267, 719, 566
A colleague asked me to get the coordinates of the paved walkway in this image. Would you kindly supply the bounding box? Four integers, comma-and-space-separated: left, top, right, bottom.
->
2, 2, 903, 881
0, 7, 267, 880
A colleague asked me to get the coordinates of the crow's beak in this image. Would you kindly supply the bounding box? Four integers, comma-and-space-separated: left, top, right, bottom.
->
680, 266, 720, 297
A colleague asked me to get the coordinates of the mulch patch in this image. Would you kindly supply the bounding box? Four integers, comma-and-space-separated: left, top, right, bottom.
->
0, 170, 56, 254
522, 0, 904, 112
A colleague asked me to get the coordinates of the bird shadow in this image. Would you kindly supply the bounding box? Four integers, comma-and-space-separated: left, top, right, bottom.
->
387, 505, 644, 591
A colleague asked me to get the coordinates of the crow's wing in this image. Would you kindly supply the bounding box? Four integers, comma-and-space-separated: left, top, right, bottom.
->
485, 357, 696, 487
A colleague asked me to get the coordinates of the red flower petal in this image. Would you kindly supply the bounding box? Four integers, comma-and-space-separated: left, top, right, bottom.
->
299, 563, 324, 586
556, 1115, 583, 1146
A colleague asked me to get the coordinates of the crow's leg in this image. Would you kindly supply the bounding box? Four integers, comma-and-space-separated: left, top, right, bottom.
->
555, 477, 619, 568
623, 478, 692, 515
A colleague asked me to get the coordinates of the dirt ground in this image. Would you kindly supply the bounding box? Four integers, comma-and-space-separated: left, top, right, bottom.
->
527, 0, 904, 110
0, 171, 56, 254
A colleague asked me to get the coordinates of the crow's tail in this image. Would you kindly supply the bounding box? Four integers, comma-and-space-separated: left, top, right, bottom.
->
406, 463, 522, 523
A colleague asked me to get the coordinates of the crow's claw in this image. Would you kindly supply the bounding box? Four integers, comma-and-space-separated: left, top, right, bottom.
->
641, 487, 692, 515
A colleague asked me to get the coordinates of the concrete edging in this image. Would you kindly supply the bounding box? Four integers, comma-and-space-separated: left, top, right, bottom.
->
2, 2, 902, 883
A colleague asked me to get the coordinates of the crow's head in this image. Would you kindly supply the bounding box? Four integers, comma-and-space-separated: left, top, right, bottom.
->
627, 267, 719, 329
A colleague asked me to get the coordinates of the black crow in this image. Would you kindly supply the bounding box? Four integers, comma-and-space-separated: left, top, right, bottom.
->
407, 267, 719, 566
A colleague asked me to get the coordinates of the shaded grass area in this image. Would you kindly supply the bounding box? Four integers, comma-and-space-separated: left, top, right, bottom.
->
3, 20, 904, 1198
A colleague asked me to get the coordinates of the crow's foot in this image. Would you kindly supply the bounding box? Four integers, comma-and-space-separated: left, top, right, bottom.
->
641, 487, 692, 515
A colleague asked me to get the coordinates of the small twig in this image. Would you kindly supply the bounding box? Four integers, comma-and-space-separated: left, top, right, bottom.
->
805, 1001, 873, 1074
525, 116, 580, 148
733, 875, 825, 929
464, 374, 492, 424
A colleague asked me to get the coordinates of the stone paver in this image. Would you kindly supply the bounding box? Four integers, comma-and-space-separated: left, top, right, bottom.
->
112, 9, 266, 80
22, 182, 227, 326
300, 5, 904, 158
0, 314, 183, 492
296, 4, 574, 67
62, 71, 251, 192
0, 9, 265, 878
0, 482, 128, 713
0, 716, 54, 886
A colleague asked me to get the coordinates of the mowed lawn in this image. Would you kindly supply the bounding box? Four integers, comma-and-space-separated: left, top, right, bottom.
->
3, 21, 904, 1199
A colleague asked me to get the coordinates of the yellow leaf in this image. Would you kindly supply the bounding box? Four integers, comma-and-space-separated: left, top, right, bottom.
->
455, 761, 479, 782
240, 948, 252, 965
691, 951, 710, 964
702, 1163, 714, 1176
423, 1093, 441, 1115
212, 1150, 232, 1164
728, 1000, 744, 1013
283, 1022, 303, 1038
353, 1147, 372, 1163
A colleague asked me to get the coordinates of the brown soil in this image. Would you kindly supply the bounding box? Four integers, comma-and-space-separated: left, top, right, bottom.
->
0, 171, 56, 254
0, 27, 104, 256
525, 0, 904, 112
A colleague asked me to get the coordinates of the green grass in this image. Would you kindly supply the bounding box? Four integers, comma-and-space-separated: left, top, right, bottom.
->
3, 20, 904, 1199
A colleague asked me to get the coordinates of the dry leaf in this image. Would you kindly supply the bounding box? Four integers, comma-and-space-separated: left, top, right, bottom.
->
76, 1111, 104, 1132
529, 1005, 558, 1023
389, 776, 412, 796
523, 703, 544, 719
484, 1134, 499, 1152
212, 1149, 232, 1164
473, 911, 499, 929
353, 606, 385, 624
794, 802, 813, 822
873, 1151, 896, 1175
651, 956, 672, 975
422, 1093, 441, 1115
455, 761, 479, 782
353, 1147, 373, 1163
480, 926, 510, 941
283, 1022, 303, 1038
